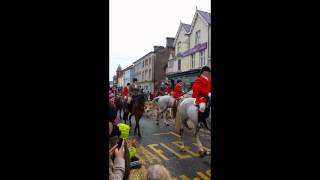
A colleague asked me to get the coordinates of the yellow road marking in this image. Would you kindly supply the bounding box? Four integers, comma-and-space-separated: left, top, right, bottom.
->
160, 143, 192, 159
153, 132, 171, 136
192, 143, 210, 151
206, 170, 211, 177
179, 175, 191, 180
193, 178, 201, 180
147, 144, 169, 161
170, 131, 181, 138
153, 131, 181, 138
139, 146, 159, 163
196, 172, 210, 180
172, 141, 199, 157
134, 154, 146, 165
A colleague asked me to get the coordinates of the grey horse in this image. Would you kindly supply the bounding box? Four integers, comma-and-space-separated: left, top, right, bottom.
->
152, 91, 193, 126
174, 97, 211, 157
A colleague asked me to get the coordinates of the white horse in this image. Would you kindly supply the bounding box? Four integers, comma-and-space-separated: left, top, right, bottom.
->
152, 91, 193, 126
174, 97, 211, 157
152, 95, 175, 126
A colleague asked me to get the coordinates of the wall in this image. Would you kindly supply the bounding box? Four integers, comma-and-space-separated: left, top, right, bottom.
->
154, 48, 174, 89
189, 13, 209, 69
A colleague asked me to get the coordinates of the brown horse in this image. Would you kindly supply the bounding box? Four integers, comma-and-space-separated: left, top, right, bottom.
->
127, 94, 147, 137
114, 95, 124, 120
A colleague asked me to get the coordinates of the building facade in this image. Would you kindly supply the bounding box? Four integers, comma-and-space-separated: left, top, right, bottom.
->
166, 9, 211, 91
154, 38, 175, 90
133, 51, 155, 92
123, 65, 134, 85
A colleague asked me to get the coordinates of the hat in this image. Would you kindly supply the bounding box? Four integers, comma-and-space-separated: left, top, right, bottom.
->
201, 66, 211, 73
133, 78, 138, 82
177, 79, 182, 83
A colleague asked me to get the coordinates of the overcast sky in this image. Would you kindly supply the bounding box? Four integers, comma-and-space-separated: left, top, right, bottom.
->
109, 0, 211, 81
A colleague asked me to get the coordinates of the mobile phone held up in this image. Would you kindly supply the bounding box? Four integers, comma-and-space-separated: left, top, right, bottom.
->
112, 138, 123, 162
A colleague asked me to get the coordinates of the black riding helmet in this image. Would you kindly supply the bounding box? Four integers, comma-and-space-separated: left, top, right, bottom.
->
133, 78, 138, 82
201, 66, 211, 73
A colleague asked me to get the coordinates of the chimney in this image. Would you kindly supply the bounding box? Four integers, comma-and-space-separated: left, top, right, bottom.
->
153, 46, 164, 52
166, 37, 175, 48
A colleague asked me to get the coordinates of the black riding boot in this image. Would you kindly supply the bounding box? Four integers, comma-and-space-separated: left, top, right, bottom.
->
198, 111, 209, 129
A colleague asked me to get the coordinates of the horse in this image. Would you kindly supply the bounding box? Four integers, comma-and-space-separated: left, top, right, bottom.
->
174, 97, 211, 157
127, 94, 147, 137
114, 95, 124, 120
152, 91, 193, 126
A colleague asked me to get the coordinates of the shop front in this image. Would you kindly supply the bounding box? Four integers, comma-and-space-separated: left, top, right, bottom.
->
167, 69, 201, 92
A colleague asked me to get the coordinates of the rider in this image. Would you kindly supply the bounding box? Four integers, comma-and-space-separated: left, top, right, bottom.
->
173, 80, 184, 100
123, 83, 129, 99
172, 80, 184, 119
159, 80, 166, 96
128, 78, 140, 106
192, 66, 211, 129
165, 82, 171, 95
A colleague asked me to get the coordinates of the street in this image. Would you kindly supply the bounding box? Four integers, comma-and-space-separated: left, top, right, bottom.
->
119, 110, 212, 180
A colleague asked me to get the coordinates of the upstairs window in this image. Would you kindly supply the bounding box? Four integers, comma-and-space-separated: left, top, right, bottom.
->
177, 41, 181, 53
195, 30, 200, 44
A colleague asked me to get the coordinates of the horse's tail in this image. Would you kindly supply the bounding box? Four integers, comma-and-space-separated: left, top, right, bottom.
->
174, 104, 182, 134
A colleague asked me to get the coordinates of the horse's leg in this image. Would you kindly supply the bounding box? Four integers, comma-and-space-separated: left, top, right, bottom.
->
136, 114, 142, 137
163, 108, 169, 126
129, 113, 133, 127
195, 129, 206, 157
179, 128, 187, 152
134, 118, 137, 136
156, 111, 160, 126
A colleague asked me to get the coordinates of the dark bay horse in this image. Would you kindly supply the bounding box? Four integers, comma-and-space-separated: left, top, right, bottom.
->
127, 94, 147, 137
114, 95, 124, 120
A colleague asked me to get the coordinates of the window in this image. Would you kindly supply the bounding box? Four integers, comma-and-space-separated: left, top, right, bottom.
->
178, 59, 181, 71
145, 70, 148, 80
191, 54, 195, 69
143, 61, 144, 67
146, 59, 148, 66
149, 69, 151, 80
149, 58, 151, 66
200, 50, 205, 67
177, 41, 181, 53
142, 72, 144, 81
195, 30, 200, 44
169, 61, 173, 68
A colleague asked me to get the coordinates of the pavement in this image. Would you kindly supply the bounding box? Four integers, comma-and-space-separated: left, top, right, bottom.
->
117, 110, 212, 180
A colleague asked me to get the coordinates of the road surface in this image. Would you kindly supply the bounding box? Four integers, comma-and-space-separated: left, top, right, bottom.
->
119, 109, 212, 180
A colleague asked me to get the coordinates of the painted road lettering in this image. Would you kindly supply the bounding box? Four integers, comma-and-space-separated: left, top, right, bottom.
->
139, 146, 160, 163
196, 172, 210, 180
172, 141, 200, 157
206, 170, 211, 177
160, 143, 192, 159
179, 175, 191, 180
147, 144, 169, 161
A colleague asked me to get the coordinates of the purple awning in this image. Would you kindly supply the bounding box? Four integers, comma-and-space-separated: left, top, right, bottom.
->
181, 42, 207, 57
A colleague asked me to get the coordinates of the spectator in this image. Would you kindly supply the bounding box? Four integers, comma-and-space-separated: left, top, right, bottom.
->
146, 164, 172, 180
109, 140, 125, 180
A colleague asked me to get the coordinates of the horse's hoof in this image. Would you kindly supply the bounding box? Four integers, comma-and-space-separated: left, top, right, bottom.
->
156, 122, 159, 126
166, 123, 170, 127
199, 150, 207, 157
138, 134, 141, 138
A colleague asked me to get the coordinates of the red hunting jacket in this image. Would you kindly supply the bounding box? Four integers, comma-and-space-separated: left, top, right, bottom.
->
166, 85, 171, 95
123, 86, 129, 97
173, 83, 183, 98
192, 75, 211, 104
